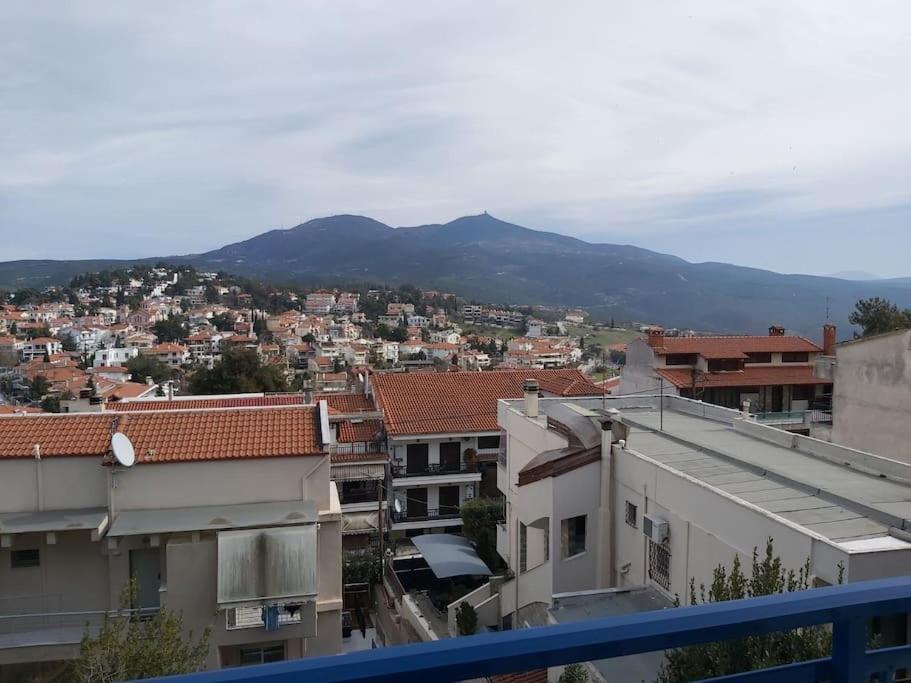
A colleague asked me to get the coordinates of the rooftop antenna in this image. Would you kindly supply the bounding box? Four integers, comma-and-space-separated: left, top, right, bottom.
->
825, 296, 831, 321
111, 432, 136, 468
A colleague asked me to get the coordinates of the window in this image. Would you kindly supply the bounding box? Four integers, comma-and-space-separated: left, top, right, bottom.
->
239, 644, 285, 666
11, 549, 40, 569
648, 540, 671, 591
561, 515, 586, 559
519, 522, 527, 573
745, 352, 772, 364
782, 352, 809, 363
707, 359, 742, 372
477, 435, 500, 450
665, 354, 696, 366
625, 501, 638, 528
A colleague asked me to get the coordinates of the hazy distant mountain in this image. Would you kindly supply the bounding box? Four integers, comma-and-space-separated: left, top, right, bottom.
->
827, 270, 881, 281
3, 213, 911, 336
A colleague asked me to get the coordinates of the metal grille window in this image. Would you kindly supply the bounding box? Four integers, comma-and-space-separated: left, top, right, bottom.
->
625, 501, 638, 528
519, 522, 527, 573
648, 540, 671, 591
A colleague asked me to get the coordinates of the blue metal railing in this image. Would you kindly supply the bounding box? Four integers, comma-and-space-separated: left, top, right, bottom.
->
149, 576, 911, 683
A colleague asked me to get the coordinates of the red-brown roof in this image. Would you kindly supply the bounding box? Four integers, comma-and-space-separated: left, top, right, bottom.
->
338, 419, 383, 443
651, 336, 821, 356
372, 369, 604, 436
315, 393, 376, 414
0, 407, 323, 462
113, 394, 307, 411
655, 365, 832, 389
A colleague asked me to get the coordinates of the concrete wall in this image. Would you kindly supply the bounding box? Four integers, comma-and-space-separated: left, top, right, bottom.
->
831, 330, 911, 463
551, 464, 601, 594
1, 458, 107, 513
619, 339, 665, 396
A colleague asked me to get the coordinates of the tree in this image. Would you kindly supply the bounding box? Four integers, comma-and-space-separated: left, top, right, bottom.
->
343, 548, 382, 586
58, 334, 78, 352
189, 347, 288, 395
72, 579, 209, 681
460, 497, 504, 571
40, 395, 61, 413
608, 349, 626, 366
559, 663, 589, 683
125, 355, 173, 385
456, 601, 478, 636
657, 539, 843, 682
849, 297, 911, 337
301, 333, 317, 343
152, 314, 188, 342
30, 375, 50, 401
210, 313, 235, 332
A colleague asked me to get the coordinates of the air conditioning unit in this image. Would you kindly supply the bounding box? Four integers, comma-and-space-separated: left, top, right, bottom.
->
642, 514, 669, 543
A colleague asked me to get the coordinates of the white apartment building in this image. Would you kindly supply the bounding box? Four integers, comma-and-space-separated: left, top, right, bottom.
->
305, 293, 336, 315
0, 405, 342, 679
477, 390, 911, 640
21, 338, 63, 362
93, 346, 139, 368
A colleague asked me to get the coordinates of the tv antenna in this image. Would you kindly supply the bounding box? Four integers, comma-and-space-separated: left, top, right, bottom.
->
111, 432, 136, 467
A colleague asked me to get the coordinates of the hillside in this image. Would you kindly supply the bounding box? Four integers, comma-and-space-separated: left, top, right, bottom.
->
3, 213, 911, 335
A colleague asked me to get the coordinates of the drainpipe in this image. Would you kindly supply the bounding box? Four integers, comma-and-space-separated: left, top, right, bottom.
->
34, 444, 43, 511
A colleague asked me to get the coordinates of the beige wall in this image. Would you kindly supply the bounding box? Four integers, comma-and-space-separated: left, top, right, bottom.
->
831, 330, 911, 462
1, 458, 106, 513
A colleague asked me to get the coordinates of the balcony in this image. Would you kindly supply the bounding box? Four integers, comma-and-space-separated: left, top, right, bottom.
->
392, 462, 473, 478
152, 576, 911, 683
391, 507, 461, 524
331, 441, 385, 457
755, 409, 833, 428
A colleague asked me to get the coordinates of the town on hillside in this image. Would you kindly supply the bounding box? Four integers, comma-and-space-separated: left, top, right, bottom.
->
3, 261, 911, 680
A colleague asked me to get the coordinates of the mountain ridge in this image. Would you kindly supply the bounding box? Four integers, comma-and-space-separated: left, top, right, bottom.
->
2, 213, 910, 335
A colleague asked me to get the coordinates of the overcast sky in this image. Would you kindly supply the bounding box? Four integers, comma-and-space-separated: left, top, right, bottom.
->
2, 2, 910, 277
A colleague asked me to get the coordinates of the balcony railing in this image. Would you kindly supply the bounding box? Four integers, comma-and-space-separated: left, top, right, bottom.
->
330, 441, 385, 456
755, 409, 833, 426
391, 507, 461, 524
338, 486, 381, 505
392, 463, 473, 478
153, 576, 911, 683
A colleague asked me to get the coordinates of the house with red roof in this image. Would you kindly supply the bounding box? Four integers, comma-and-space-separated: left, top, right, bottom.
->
620, 326, 834, 420
371, 369, 604, 535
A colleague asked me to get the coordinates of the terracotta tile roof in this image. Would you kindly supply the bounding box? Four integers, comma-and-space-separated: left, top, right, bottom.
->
651, 336, 821, 356
331, 451, 388, 464
372, 369, 604, 436
315, 393, 376, 414
0, 407, 323, 462
113, 394, 307, 411
655, 365, 832, 389
338, 419, 384, 443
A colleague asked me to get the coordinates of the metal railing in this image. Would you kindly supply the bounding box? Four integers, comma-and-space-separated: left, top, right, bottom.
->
0, 606, 161, 639
392, 463, 473, 478
150, 576, 911, 682
331, 442, 385, 456
755, 409, 833, 426
338, 486, 381, 505
391, 507, 461, 524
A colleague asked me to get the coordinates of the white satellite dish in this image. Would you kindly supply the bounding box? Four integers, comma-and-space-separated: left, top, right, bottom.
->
111, 432, 136, 467
393, 499, 402, 515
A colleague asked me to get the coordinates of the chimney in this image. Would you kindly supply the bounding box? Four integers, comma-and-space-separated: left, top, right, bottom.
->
523, 378, 539, 418
646, 328, 665, 348
823, 324, 837, 357
768, 325, 785, 337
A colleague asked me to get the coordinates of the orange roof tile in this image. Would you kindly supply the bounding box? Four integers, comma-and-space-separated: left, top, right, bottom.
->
113, 394, 306, 411
0, 407, 323, 462
652, 336, 821, 356
338, 419, 383, 443
315, 393, 376, 414
372, 369, 603, 436
655, 365, 832, 389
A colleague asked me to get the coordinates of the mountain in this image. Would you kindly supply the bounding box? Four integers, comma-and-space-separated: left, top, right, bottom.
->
827, 270, 881, 281
3, 213, 911, 336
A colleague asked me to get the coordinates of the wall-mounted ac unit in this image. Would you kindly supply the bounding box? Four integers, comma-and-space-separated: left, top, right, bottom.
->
642, 514, 669, 543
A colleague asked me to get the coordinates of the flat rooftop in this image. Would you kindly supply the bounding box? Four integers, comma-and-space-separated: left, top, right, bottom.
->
619, 407, 911, 546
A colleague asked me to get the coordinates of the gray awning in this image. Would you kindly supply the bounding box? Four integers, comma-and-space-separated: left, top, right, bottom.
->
331, 463, 385, 481
217, 525, 318, 607
108, 500, 317, 537
342, 511, 379, 535
0, 508, 108, 539
411, 533, 492, 578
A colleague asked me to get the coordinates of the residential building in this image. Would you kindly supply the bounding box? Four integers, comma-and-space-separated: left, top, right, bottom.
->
0, 406, 342, 676
93, 346, 139, 368
503, 337, 580, 369
305, 293, 336, 316
621, 327, 833, 421
21, 337, 63, 363
815, 327, 911, 463
480, 391, 911, 644
370, 370, 603, 536
141, 343, 189, 368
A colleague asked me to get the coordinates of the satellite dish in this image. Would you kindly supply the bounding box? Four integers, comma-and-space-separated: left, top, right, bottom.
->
111, 432, 136, 467
393, 499, 402, 514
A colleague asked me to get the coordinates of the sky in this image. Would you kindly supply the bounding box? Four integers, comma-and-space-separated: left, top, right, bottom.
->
2, 1, 910, 277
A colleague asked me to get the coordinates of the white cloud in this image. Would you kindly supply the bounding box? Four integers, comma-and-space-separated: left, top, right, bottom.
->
1, 0, 909, 275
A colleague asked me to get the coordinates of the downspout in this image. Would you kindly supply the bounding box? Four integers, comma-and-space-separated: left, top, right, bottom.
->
33, 444, 43, 511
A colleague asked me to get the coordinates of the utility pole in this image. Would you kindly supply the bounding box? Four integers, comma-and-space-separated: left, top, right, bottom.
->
377, 477, 385, 562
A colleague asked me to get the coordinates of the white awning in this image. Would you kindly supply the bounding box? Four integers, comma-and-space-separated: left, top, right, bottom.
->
217, 524, 318, 608
411, 533, 493, 578
342, 511, 380, 535
331, 463, 385, 481
0, 508, 108, 539
108, 500, 317, 537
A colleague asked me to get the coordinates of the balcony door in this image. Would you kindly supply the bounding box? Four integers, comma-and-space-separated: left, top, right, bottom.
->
438, 486, 460, 517
130, 547, 161, 610
439, 442, 461, 472
406, 443, 429, 474
407, 488, 428, 520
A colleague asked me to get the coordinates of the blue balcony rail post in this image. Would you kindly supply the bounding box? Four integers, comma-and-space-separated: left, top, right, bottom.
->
146, 576, 911, 683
